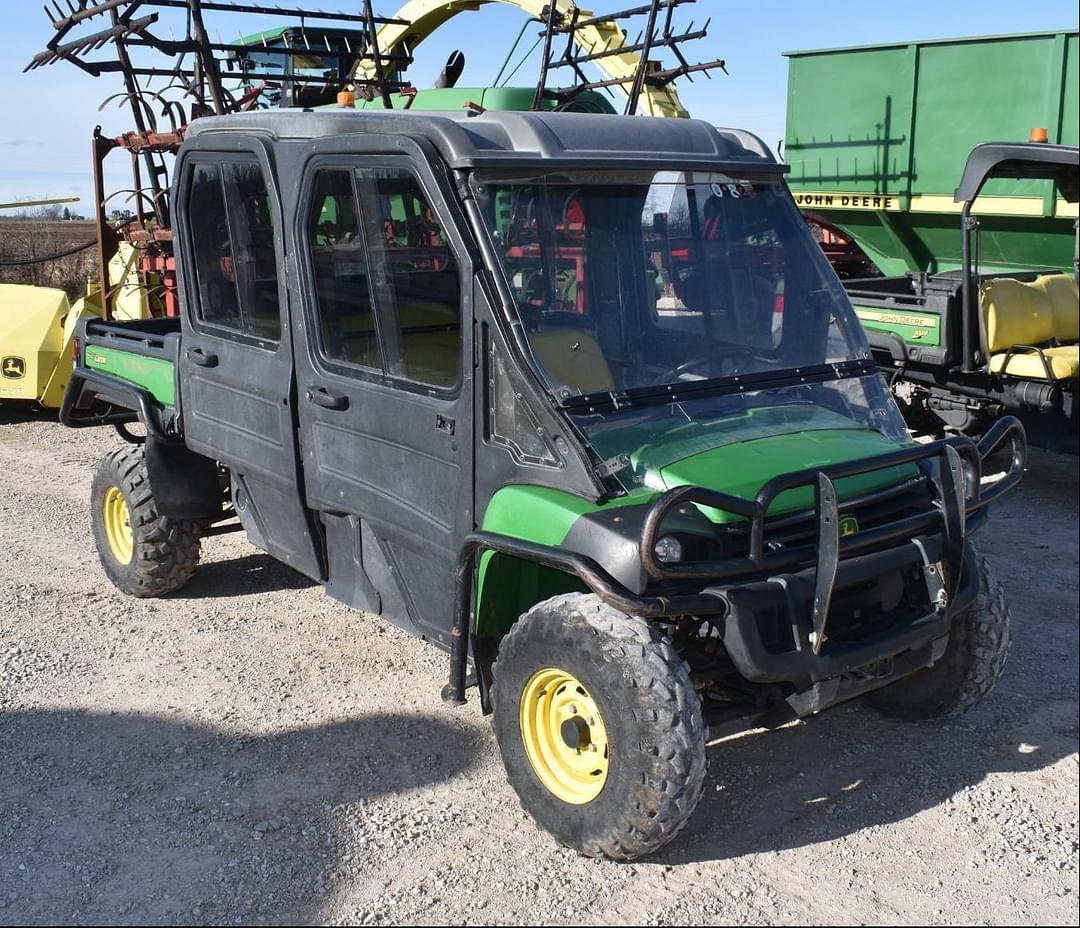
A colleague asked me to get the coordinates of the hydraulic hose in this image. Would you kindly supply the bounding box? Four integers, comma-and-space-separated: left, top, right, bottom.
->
0, 239, 96, 267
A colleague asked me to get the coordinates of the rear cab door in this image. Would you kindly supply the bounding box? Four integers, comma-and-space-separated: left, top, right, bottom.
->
174, 134, 324, 579
289, 135, 476, 647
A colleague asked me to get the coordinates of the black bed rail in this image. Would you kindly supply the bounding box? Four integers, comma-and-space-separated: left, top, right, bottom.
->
81, 316, 178, 358
443, 417, 1026, 706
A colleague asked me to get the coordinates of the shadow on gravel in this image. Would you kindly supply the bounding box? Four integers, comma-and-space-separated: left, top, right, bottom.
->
0, 404, 58, 427
174, 553, 319, 598
0, 709, 476, 924
659, 695, 1075, 866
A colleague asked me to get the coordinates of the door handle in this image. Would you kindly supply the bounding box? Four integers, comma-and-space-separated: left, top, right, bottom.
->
306, 386, 349, 411
186, 347, 218, 368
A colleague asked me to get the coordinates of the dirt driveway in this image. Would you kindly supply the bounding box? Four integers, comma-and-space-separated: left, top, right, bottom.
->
1, 408, 1077, 925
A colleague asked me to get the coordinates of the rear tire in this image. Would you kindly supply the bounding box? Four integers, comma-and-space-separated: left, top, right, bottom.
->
866, 551, 1009, 719
90, 446, 200, 597
491, 593, 706, 860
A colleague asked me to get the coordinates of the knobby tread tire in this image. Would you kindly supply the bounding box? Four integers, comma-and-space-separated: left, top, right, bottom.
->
867, 551, 1010, 720
91, 445, 200, 597
491, 593, 707, 861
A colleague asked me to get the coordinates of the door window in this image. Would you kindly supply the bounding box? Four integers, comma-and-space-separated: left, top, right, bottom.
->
304, 164, 462, 390
359, 168, 461, 389
188, 160, 282, 343
307, 169, 381, 371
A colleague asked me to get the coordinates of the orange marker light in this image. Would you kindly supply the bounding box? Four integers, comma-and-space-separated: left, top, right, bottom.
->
337, 90, 356, 109
1030, 127, 1049, 143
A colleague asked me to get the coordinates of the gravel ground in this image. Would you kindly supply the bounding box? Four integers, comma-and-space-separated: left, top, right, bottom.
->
1, 405, 1077, 926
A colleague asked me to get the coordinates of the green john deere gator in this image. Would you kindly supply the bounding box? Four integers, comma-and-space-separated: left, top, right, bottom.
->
37, 1, 1027, 859
61, 107, 1026, 858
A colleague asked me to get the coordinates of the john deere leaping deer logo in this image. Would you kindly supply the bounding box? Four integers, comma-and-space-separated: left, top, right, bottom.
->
2, 356, 26, 380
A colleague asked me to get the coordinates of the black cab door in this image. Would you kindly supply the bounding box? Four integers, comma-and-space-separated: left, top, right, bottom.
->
291, 142, 475, 647
175, 138, 324, 580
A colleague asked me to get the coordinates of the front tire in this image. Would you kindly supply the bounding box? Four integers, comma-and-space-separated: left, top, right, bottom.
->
491, 593, 707, 860
90, 446, 201, 597
866, 551, 1009, 719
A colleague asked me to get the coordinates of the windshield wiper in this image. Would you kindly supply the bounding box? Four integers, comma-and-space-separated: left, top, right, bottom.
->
558, 358, 878, 412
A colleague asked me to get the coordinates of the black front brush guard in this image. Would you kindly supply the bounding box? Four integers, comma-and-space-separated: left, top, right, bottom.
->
442, 416, 1026, 706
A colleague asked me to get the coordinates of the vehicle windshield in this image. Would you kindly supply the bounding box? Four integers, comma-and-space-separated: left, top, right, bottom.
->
472, 169, 872, 401
473, 169, 910, 487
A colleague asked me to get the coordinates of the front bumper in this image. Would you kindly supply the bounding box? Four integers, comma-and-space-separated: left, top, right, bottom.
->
635, 418, 1024, 717
712, 537, 980, 716
444, 418, 1026, 709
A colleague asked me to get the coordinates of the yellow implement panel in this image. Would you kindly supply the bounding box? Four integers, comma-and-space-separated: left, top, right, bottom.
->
0, 284, 97, 407
0, 284, 67, 404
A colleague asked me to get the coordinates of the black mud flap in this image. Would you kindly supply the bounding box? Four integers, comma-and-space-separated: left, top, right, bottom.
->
144, 436, 223, 521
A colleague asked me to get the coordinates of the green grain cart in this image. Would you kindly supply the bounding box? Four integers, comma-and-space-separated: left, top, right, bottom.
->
785, 31, 1079, 449
784, 30, 1078, 277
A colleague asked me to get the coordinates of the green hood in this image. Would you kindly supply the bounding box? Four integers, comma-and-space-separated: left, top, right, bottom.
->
658, 428, 916, 524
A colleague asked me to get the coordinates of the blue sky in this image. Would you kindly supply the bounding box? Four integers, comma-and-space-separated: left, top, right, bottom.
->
1, 0, 1076, 209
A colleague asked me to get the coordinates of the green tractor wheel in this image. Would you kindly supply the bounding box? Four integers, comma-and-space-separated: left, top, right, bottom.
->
491, 593, 707, 860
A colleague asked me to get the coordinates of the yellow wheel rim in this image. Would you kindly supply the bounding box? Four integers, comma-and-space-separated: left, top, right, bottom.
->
102, 486, 133, 565
519, 667, 609, 804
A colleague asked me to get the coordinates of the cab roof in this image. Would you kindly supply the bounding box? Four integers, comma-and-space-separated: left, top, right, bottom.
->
185, 108, 783, 175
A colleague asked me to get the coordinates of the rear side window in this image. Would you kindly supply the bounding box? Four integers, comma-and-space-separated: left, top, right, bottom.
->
188, 160, 282, 343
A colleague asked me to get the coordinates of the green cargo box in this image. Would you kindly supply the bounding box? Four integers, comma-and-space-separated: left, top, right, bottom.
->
784, 30, 1079, 276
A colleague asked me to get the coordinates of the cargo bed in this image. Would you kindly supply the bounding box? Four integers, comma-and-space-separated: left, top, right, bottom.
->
61, 317, 184, 438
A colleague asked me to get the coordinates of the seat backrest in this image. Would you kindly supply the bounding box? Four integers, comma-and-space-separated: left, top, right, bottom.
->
1032, 273, 1079, 343
529, 328, 615, 393
980, 277, 1057, 353
396, 299, 460, 388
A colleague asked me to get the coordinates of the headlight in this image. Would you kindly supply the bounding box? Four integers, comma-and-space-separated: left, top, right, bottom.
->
654, 535, 683, 564
961, 458, 979, 502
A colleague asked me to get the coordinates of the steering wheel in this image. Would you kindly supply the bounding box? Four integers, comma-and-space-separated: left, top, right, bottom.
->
657, 344, 758, 383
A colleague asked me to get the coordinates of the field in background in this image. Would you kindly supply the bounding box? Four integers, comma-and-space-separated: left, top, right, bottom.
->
0, 219, 97, 301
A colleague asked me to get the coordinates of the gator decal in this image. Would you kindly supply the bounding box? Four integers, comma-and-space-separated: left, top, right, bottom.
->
84, 346, 176, 406
839, 515, 860, 538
